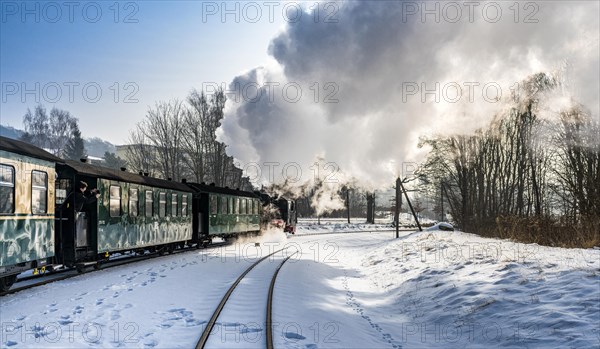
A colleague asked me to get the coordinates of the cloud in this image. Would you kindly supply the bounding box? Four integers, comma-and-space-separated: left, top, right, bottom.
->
218, 0, 599, 191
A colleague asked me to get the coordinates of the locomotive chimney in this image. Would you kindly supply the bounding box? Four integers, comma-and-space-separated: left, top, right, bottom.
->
181, 178, 187, 183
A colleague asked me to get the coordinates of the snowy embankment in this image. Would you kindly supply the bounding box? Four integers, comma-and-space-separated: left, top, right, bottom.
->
319, 228, 600, 348
1, 224, 598, 348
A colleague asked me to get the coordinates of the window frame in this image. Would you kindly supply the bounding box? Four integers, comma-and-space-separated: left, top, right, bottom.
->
171, 193, 178, 217
129, 188, 139, 217
182, 194, 188, 217
31, 170, 48, 214
159, 192, 166, 218
0, 164, 15, 214
145, 190, 153, 217
210, 195, 218, 214
109, 185, 121, 217
240, 198, 246, 215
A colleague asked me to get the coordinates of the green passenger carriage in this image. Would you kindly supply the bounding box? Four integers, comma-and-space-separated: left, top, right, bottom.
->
55, 160, 194, 268
0, 137, 61, 291
188, 183, 261, 246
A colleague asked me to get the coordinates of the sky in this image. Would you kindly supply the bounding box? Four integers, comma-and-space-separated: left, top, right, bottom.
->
1, 0, 599, 192
0, 0, 287, 144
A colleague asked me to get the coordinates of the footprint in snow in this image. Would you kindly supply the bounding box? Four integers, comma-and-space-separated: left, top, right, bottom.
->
110, 310, 121, 321
58, 317, 74, 325
96, 298, 104, 305
143, 338, 158, 348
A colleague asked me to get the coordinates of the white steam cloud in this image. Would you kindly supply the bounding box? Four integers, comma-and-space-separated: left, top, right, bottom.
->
218, 1, 599, 194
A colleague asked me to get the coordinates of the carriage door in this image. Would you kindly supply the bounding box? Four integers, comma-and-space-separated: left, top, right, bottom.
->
75, 212, 89, 248
55, 178, 75, 264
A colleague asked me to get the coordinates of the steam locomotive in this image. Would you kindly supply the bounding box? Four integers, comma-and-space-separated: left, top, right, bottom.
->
0, 136, 296, 291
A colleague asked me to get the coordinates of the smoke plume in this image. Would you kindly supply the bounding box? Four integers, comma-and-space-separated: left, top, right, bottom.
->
218, 1, 599, 199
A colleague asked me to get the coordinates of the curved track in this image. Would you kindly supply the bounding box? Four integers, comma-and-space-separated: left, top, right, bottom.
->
196, 248, 297, 349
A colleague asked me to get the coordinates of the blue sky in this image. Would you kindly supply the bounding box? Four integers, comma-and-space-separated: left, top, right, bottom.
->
1, 1, 286, 144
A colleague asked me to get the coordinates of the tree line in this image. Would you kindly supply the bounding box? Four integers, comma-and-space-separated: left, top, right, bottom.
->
20, 104, 86, 160
16, 88, 252, 191
419, 72, 599, 247
125, 88, 252, 190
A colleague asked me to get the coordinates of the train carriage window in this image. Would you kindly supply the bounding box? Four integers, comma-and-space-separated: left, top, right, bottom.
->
145, 190, 153, 217
182, 194, 188, 217
217, 196, 224, 214
55, 178, 71, 205
0, 164, 15, 214
110, 185, 121, 217
210, 195, 217, 214
159, 192, 166, 217
31, 171, 48, 214
129, 188, 138, 217
171, 193, 178, 217
228, 197, 233, 214
241, 199, 246, 215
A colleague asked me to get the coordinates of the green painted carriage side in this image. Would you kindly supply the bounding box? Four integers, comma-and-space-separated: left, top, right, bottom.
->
0, 218, 54, 268
0, 150, 55, 268
95, 178, 192, 253
207, 193, 260, 236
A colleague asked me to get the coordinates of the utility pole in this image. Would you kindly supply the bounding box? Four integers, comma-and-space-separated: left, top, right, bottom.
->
395, 177, 401, 238
440, 182, 444, 222
399, 178, 423, 232
346, 187, 350, 224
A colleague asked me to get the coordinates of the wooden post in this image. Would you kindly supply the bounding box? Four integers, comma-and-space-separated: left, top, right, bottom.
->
400, 179, 422, 232
395, 177, 401, 238
346, 187, 350, 224
440, 182, 444, 222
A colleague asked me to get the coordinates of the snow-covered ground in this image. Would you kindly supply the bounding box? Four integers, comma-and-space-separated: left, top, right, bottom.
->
1, 223, 598, 348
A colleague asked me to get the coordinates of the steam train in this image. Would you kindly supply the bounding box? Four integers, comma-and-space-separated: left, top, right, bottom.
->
0, 136, 296, 291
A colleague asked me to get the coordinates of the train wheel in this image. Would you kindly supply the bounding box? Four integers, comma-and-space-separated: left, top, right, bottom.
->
0, 275, 17, 292
76, 265, 86, 273
93, 263, 101, 270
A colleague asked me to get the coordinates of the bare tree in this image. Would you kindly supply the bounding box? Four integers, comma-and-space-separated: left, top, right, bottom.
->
182, 89, 210, 182
22, 104, 83, 157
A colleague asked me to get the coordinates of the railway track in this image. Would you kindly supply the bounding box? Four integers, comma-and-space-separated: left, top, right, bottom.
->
196, 247, 297, 349
0, 242, 229, 297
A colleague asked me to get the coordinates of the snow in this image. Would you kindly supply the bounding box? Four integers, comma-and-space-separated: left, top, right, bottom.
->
1, 223, 598, 348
